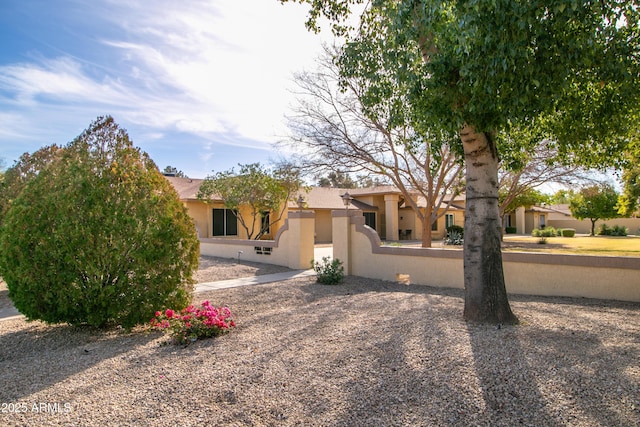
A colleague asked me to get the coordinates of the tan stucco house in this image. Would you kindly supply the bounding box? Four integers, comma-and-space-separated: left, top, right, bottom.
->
167, 176, 466, 243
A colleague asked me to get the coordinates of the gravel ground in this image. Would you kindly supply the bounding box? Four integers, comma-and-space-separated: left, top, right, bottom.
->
0, 257, 639, 426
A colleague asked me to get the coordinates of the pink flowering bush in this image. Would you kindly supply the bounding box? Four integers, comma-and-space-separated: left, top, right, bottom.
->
150, 301, 236, 345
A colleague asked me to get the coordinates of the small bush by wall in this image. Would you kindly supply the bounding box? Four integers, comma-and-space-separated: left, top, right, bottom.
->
561, 228, 576, 237
505, 227, 517, 234
532, 227, 557, 237
598, 224, 628, 236
312, 257, 345, 285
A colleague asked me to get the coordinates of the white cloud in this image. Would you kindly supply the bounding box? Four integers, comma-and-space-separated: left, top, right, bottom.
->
0, 0, 334, 174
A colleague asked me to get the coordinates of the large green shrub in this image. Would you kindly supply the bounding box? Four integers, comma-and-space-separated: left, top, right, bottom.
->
561, 228, 576, 237
0, 116, 199, 328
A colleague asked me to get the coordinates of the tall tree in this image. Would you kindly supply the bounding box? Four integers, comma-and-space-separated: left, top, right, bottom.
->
0, 116, 199, 328
197, 163, 302, 240
617, 135, 640, 217
162, 165, 187, 178
281, 0, 640, 323
287, 46, 464, 247
498, 136, 595, 228
317, 170, 358, 188
569, 184, 621, 235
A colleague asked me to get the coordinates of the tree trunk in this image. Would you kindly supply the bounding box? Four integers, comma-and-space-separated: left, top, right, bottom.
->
421, 207, 433, 248
460, 126, 518, 324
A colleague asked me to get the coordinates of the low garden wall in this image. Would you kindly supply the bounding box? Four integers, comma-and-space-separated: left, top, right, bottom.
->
198, 209, 639, 302
333, 211, 640, 303
199, 211, 315, 270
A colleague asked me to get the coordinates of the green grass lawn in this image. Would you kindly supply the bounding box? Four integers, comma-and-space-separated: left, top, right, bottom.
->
502, 235, 640, 257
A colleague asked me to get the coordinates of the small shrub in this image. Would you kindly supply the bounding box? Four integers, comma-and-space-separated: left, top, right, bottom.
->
444, 230, 464, 245
561, 228, 576, 237
598, 224, 627, 236
150, 301, 235, 346
532, 227, 557, 238
537, 237, 548, 244
312, 256, 345, 285
505, 227, 517, 234
446, 224, 464, 236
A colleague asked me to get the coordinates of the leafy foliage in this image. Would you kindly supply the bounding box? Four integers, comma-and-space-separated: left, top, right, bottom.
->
312, 256, 345, 284
198, 163, 302, 240
569, 184, 621, 235
597, 224, 628, 236
444, 230, 464, 246
0, 144, 63, 223
0, 116, 199, 328
150, 301, 235, 346
281, 0, 640, 324
532, 227, 558, 238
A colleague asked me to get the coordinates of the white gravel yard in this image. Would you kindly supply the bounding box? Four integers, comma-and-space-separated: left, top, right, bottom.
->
0, 257, 639, 426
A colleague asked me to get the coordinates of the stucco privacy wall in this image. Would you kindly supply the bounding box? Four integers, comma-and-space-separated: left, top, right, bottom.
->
332, 210, 640, 302
200, 211, 315, 270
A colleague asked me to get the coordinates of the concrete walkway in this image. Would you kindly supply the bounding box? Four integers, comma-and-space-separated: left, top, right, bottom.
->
0, 269, 317, 321
195, 269, 316, 293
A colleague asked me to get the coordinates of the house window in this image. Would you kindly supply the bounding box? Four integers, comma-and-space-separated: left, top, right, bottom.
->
431, 219, 438, 231
212, 208, 238, 236
363, 212, 376, 230
445, 214, 455, 229
261, 211, 271, 235
539, 214, 546, 229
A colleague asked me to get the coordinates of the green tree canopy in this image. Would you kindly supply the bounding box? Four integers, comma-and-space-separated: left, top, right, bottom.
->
0, 116, 199, 328
198, 163, 303, 240
617, 135, 640, 217
282, 0, 640, 324
0, 144, 63, 223
569, 184, 621, 235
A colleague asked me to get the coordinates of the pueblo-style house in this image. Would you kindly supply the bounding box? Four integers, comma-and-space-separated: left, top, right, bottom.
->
166, 176, 640, 241
167, 176, 464, 243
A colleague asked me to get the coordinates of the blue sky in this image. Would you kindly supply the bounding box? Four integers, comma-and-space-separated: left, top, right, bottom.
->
0, 0, 331, 178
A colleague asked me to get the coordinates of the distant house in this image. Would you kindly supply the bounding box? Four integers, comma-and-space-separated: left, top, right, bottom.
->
167, 176, 466, 243
166, 176, 287, 240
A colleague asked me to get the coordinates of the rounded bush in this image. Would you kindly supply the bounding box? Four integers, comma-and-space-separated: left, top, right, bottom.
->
0, 117, 199, 328
561, 228, 576, 237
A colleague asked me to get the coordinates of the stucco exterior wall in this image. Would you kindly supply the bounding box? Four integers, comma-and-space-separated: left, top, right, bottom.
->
549, 218, 640, 235
314, 210, 333, 243
199, 211, 315, 270
334, 210, 640, 302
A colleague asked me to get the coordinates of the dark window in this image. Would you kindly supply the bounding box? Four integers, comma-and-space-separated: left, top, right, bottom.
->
213, 208, 238, 236
363, 212, 376, 230
261, 211, 271, 235
445, 214, 455, 229
431, 219, 438, 231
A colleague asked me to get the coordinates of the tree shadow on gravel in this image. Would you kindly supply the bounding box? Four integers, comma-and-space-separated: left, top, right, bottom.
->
170, 277, 637, 425
0, 322, 158, 402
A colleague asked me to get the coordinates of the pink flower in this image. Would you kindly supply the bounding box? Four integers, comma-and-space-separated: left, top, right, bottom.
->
155, 311, 161, 317
165, 309, 175, 318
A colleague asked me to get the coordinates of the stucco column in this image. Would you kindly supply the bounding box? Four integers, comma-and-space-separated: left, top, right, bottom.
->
384, 194, 400, 241
516, 207, 526, 234
286, 210, 315, 270
332, 209, 353, 275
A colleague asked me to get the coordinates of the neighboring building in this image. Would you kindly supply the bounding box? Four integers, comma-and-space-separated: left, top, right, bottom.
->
167, 175, 467, 243
507, 203, 640, 235
170, 175, 638, 242
166, 176, 287, 240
